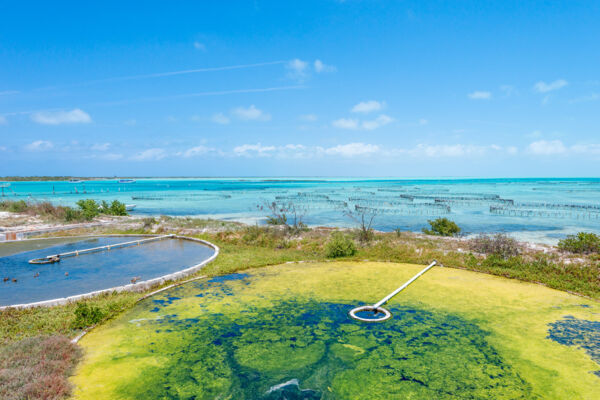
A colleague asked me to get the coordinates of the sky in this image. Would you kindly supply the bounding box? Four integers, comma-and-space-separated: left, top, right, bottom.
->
1, 0, 599, 177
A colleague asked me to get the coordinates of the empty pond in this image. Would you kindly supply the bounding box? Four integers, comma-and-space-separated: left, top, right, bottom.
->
0, 236, 215, 306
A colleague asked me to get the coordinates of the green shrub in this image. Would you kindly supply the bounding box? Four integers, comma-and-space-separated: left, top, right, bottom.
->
4, 200, 28, 213
108, 200, 128, 216
64, 208, 83, 222
325, 232, 357, 258
71, 303, 105, 329
558, 232, 600, 254
76, 199, 100, 221
422, 218, 461, 237
470, 233, 520, 259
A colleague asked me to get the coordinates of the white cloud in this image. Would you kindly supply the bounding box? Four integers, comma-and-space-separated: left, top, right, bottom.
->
286, 58, 309, 81
232, 105, 271, 121
31, 109, 92, 125
91, 143, 110, 151
412, 144, 490, 157
193, 41, 206, 51
0, 146, 7, 151
325, 142, 380, 157
124, 119, 137, 126
25, 140, 54, 151
534, 79, 568, 93
233, 143, 276, 157
506, 146, 518, 155
299, 114, 317, 122
333, 114, 393, 130
314, 60, 336, 73
418, 118, 428, 125
0, 90, 19, 96
332, 118, 359, 130
180, 145, 213, 158
468, 91, 492, 100
212, 113, 230, 124
0, 115, 6, 125
351, 100, 384, 113
131, 148, 166, 161
361, 114, 393, 130
527, 140, 567, 155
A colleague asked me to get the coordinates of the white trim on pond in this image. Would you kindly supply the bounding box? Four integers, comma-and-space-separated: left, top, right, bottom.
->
0, 234, 219, 310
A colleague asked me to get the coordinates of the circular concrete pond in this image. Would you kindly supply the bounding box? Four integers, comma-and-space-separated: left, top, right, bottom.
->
0, 235, 216, 307
72, 261, 600, 399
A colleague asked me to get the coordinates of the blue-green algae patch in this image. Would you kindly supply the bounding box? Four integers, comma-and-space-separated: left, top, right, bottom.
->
548, 316, 600, 377
73, 262, 600, 399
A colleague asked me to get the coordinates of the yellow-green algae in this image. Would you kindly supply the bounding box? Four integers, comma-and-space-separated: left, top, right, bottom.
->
72, 262, 600, 399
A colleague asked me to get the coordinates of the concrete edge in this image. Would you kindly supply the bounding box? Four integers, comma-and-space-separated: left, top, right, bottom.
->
0, 234, 219, 310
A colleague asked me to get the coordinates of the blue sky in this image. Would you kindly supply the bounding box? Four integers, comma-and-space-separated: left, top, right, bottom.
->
1, 0, 599, 177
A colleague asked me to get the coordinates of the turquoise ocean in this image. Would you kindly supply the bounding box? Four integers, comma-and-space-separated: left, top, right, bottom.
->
3, 178, 600, 244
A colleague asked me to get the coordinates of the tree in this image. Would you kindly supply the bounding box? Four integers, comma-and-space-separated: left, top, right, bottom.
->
262, 200, 307, 233
422, 217, 461, 237
344, 205, 377, 243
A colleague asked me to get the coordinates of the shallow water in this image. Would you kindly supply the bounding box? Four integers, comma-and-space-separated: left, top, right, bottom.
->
4, 178, 600, 243
0, 236, 214, 306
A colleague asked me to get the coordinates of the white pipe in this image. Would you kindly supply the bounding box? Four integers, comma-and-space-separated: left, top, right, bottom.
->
373, 260, 437, 308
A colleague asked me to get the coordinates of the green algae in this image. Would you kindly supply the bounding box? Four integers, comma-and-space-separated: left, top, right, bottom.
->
73, 262, 600, 399
91, 279, 530, 399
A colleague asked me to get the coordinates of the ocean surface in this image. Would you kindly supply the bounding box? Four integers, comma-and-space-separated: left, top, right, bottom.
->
3, 178, 600, 244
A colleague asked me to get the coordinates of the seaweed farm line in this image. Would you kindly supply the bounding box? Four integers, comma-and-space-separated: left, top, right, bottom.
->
2, 178, 600, 243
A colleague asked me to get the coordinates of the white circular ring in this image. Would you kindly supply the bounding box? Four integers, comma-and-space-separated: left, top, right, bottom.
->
348, 305, 392, 323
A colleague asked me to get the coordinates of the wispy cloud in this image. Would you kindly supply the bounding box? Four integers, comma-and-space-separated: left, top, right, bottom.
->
468, 91, 492, 100
0, 115, 6, 125
325, 143, 380, 157
131, 148, 166, 161
233, 143, 276, 157
0, 90, 19, 96
211, 113, 230, 124
314, 60, 336, 73
299, 114, 317, 122
94, 85, 303, 107
232, 105, 271, 121
91, 143, 110, 151
179, 145, 214, 158
332, 118, 359, 129
333, 114, 393, 130
31, 109, 92, 125
351, 100, 384, 113
527, 140, 567, 155
193, 41, 206, 51
287, 59, 309, 82
569, 93, 599, 104
25, 140, 54, 151
533, 79, 568, 93
362, 114, 393, 130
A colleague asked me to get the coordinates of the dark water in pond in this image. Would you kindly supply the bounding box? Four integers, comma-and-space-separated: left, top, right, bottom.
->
0, 236, 214, 306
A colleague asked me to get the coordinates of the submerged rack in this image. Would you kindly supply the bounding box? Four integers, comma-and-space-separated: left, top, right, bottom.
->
28, 234, 175, 264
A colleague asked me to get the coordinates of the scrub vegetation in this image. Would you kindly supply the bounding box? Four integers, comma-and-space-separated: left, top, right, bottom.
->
0, 336, 82, 400
558, 232, 600, 254
1, 220, 599, 399
0, 199, 128, 223
422, 217, 461, 236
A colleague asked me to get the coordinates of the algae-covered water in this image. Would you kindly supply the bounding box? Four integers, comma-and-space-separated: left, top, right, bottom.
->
73, 262, 600, 399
